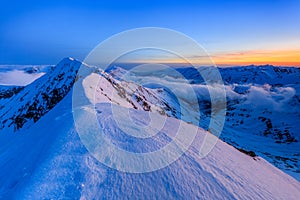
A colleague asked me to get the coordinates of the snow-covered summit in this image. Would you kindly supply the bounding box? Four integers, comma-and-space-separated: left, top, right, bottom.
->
0, 58, 182, 132
0, 57, 81, 131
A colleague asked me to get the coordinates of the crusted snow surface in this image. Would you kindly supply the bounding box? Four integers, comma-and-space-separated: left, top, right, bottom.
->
0, 93, 300, 199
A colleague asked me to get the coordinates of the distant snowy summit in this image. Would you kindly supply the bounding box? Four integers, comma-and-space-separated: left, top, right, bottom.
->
0, 57, 299, 199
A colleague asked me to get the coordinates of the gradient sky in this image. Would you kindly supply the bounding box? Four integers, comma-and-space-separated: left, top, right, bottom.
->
0, 0, 299, 66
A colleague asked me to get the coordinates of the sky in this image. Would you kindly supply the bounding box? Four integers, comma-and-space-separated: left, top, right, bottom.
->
0, 0, 300, 66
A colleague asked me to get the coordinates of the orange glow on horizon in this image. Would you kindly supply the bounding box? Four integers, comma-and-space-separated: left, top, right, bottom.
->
123, 49, 300, 67
212, 49, 300, 66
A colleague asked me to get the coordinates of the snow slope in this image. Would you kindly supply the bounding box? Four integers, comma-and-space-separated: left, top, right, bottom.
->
0, 58, 179, 132
0, 58, 80, 131
0, 58, 299, 199
1, 92, 300, 199
110, 65, 300, 180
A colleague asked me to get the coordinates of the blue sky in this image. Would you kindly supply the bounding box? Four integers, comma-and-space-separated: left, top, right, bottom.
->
0, 0, 299, 65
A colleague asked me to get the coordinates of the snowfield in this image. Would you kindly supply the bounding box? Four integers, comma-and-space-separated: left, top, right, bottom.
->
0, 58, 299, 199
1, 93, 300, 199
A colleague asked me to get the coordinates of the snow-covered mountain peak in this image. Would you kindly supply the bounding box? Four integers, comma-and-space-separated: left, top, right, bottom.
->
0, 58, 179, 131
0, 57, 83, 131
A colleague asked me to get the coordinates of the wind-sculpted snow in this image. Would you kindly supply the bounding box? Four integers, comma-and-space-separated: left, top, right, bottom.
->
0, 58, 299, 199
1, 93, 300, 199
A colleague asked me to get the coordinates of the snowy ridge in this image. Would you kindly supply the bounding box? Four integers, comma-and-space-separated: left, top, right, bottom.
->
0, 58, 180, 132
0, 58, 299, 199
110, 65, 300, 180
0, 58, 82, 131
1, 92, 300, 199
82, 71, 180, 118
